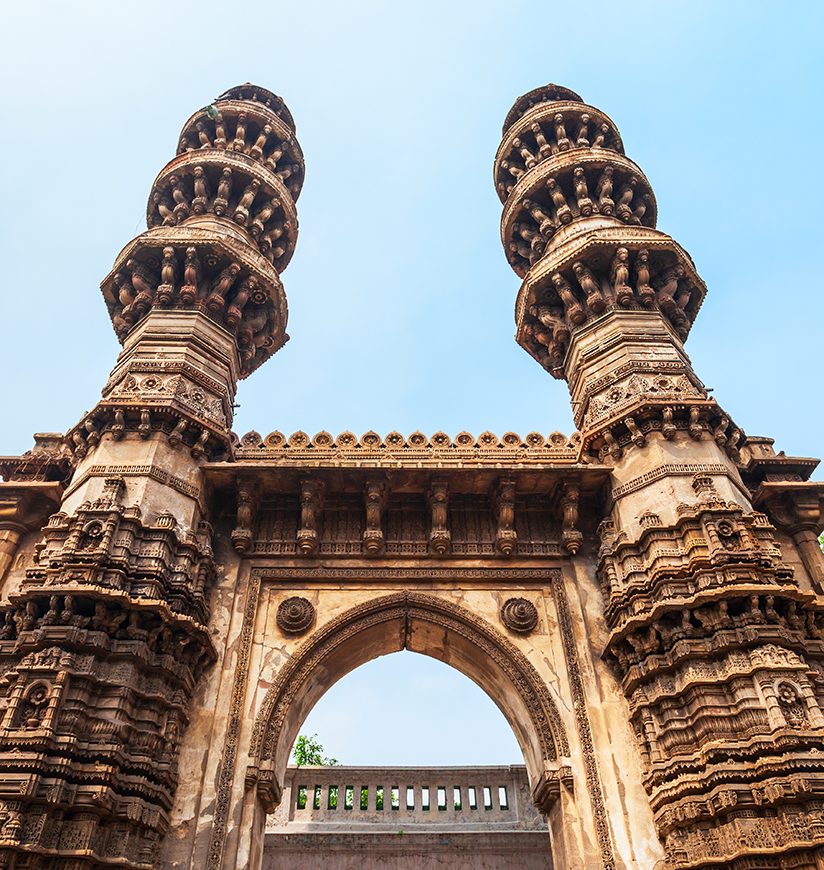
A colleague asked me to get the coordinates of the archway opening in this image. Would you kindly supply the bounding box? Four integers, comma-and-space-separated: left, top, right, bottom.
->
265, 651, 552, 869
246, 593, 571, 870
295, 650, 523, 765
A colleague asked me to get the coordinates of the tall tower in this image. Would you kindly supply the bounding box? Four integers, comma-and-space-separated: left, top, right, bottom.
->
495, 85, 824, 868
0, 85, 303, 867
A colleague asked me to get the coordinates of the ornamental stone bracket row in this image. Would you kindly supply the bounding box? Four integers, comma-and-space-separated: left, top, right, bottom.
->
222, 470, 595, 560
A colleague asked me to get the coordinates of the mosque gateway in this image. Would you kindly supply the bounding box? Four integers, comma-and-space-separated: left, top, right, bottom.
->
0, 82, 822, 870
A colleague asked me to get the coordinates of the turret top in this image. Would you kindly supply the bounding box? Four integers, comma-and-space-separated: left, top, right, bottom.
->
99, 83, 305, 381
214, 83, 296, 132
502, 84, 584, 134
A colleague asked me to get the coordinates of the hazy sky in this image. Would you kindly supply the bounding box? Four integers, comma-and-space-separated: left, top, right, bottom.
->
2, 1, 821, 765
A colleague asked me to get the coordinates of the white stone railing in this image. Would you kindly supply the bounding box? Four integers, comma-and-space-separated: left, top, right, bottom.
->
267, 764, 545, 832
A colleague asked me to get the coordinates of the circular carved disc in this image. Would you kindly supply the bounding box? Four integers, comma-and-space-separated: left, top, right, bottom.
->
276, 596, 315, 635
500, 597, 538, 634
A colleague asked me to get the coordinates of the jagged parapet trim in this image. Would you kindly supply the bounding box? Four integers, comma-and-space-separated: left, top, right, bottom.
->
233, 429, 581, 453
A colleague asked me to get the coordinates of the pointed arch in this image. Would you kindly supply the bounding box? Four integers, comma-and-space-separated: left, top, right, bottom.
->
245, 591, 571, 812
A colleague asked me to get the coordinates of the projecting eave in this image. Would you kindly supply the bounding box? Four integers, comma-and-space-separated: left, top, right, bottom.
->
202, 427, 610, 497
202, 461, 609, 501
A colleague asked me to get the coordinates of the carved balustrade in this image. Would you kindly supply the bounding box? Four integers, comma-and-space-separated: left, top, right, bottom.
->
268, 765, 545, 831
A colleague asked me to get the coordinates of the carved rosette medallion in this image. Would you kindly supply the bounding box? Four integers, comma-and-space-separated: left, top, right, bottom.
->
276, 596, 315, 635
500, 597, 539, 634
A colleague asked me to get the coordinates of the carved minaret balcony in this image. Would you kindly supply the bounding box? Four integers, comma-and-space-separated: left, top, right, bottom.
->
496, 84, 824, 869
63, 84, 303, 473
494, 84, 747, 473
111, 83, 301, 375
58, 85, 305, 527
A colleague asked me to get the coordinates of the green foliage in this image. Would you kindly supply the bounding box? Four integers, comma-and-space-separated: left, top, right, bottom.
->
292, 733, 339, 767
819, 532, 824, 554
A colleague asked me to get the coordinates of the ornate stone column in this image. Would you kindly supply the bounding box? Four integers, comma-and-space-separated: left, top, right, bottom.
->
0, 84, 303, 869
495, 84, 824, 869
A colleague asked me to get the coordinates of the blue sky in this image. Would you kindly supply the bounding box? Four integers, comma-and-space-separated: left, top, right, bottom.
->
2, 1, 821, 764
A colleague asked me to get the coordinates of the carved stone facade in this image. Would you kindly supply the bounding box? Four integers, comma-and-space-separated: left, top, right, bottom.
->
0, 82, 822, 870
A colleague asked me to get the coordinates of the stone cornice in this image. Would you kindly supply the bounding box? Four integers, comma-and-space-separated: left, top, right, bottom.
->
230, 428, 587, 467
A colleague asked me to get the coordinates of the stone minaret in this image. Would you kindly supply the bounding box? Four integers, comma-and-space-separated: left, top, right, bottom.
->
495, 84, 824, 868
0, 84, 303, 868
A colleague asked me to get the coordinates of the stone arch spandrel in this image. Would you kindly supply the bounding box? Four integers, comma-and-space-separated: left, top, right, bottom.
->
246, 591, 571, 812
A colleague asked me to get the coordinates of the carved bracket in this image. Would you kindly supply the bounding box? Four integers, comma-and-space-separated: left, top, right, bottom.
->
245, 765, 283, 815
231, 478, 260, 555
756, 481, 824, 594
492, 478, 517, 557
296, 477, 325, 556
427, 479, 451, 556
561, 481, 583, 555
531, 765, 574, 814
362, 476, 389, 556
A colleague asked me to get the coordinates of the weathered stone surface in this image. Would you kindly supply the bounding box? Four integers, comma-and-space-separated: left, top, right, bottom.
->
262, 832, 552, 870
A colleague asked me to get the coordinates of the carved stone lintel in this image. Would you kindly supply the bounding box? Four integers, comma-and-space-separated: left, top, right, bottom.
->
492, 478, 517, 557
428, 480, 451, 556
362, 477, 388, 556
296, 477, 325, 556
